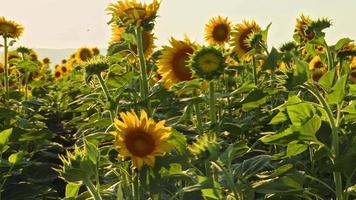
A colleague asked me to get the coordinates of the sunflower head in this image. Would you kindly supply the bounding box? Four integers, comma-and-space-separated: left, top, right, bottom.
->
188, 133, 220, 160
189, 46, 226, 80
0, 62, 3, 73
84, 56, 109, 77
75, 47, 93, 64
107, 0, 160, 30
60, 64, 68, 74
231, 20, 262, 59
53, 68, 63, 80
42, 57, 51, 64
294, 14, 314, 42
30, 51, 38, 61
205, 16, 231, 46
157, 37, 196, 89
309, 55, 327, 81
0, 17, 24, 39
92, 47, 100, 56
112, 109, 173, 170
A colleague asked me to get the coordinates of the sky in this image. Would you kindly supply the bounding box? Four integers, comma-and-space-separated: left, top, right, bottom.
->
0, 0, 356, 49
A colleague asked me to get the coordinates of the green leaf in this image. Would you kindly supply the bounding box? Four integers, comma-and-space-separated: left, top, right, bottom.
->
260, 128, 297, 146
252, 172, 305, 194
262, 47, 280, 70
319, 67, 336, 89
287, 58, 309, 88
350, 84, 356, 95
242, 89, 268, 111
0, 128, 12, 153
335, 38, 353, 51
85, 141, 100, 165
231, 81, 256, 96
66, 182, 81, 198
16, 60, 39, 72
326, 75, 348, 105
269, 111, 288, 125
287, 102, 316, 126
294, 115, 321, 141
167, 129, 187, 155
286, 142, 308, 157
236, 155, 272, 179
8, 151, 25, 164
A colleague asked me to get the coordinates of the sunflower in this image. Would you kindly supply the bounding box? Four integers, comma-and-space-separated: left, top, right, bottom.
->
109, 25, 126, 44
157, 37, 196, 89
42, 57, 50, 65
75, 47, 93, 64
0, 17, 24, 38
60, 64, 68, 74
0, 62, 3, 73
205, 16, 231, 46
231, 20, 261, 59
107, 0, 160, 28
112, 109, 173, 170
295, 14, 314, 42
309, 56, 327, 81
92, 47, 100, 56
189, 46, 226, 80
53, 68, 62, 80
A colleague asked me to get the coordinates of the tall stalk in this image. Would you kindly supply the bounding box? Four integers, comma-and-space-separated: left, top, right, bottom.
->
209, 81, 217, 126
303, 83, 343, 200
251, 56, 257, 85
84, 178, 103, 200
135, 26, 151, 116
96, 74, 114, 122
3, 36, 9, 101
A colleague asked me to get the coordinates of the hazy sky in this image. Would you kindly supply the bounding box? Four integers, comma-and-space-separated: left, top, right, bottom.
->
0, 0, 355, 49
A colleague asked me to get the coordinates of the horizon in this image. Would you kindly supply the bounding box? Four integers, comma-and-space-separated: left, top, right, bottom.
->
0, 0, 355, 50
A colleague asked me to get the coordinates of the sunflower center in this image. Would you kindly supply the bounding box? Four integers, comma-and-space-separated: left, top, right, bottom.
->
212, 24, 229, 42
61, 66, 67, 73
55, 71, 61, 78
197, 53, 220, 73
125, 131, 155, 157
351, 70, 356, 78
0, 23, 16, 34
79, 49, 92, 62
238, 31, 253, 54
313, 61, 324, 69
172, 49, 193, 81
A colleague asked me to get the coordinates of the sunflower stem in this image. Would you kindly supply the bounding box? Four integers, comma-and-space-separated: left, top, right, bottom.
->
302, 83, 343, 200
135, 26, 151, 116
324, 40, 334, 71
84, 177, 102, 200
133, 171, 140, 200
96, 74, 114, 122
209, 81, 217, 126
252, 56, 258, 85
193, 90, 203, 133
3, 36, 9, 102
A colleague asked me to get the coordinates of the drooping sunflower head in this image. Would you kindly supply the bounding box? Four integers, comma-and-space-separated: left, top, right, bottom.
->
0, 17, 24, 39
205, 16, 231, 46
189, 46, 226, 80
309, 55, 327, 81
107, 0, 160, 29
113, 109, 173, 170
75, 47, 93, 64
84, 56, 109, 77
295, 14, 314, 42
157, 37, 196, 89
231, 20, 261, 59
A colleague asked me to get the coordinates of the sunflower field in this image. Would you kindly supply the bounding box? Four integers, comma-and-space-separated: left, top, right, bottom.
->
1, 0, 356, 200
